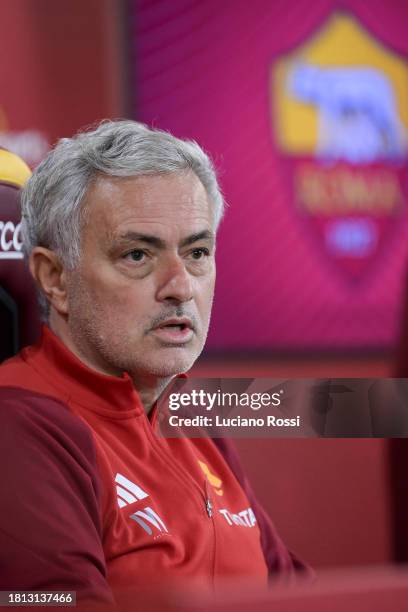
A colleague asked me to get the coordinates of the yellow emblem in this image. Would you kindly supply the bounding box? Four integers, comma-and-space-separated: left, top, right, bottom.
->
272, 13, 408, 158
198, 460, 224, 496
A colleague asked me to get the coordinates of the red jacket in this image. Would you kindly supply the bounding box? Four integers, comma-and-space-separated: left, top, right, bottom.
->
0, 326, 306, 604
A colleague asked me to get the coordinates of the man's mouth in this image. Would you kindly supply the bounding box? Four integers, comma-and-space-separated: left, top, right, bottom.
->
151, 318, 194, 344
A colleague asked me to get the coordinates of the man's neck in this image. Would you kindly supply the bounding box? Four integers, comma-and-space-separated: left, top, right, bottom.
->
129, 373, 173, 415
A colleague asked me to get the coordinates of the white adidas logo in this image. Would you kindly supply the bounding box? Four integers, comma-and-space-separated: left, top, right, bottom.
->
115, 473, 148, 508
115, 473, 168, 536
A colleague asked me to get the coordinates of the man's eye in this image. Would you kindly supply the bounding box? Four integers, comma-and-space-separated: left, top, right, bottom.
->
191, 248, 209, 260
126, 250, 146, 262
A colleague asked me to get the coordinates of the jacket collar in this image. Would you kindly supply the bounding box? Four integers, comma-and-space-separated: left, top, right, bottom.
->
26, 325, 144, 417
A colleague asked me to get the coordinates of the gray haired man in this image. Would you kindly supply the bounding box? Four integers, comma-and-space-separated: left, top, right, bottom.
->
0, 121, 306, 605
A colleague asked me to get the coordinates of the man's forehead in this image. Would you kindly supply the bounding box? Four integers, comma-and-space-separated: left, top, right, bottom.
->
86, 172, 212, 217
82, 172, 215, 246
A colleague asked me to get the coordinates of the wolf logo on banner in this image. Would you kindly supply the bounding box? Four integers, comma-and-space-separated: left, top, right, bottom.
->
272, 13, 408, 278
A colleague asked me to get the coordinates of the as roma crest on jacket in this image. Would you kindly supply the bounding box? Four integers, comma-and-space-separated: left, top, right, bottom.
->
271, 12, 408, 280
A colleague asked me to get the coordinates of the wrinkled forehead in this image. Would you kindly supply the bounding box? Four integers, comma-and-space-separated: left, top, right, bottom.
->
81, 172, 215, 244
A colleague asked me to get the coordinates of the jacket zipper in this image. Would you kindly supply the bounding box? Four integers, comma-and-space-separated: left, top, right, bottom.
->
206, 497, 213, 518
204, 479, 216, 582
141, 411, 217, 581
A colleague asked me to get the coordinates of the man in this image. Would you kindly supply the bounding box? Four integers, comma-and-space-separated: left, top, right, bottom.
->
0, 121, 305, 605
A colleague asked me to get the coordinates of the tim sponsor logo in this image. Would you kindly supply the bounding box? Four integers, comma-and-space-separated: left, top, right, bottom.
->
0, 221, 23, 259
219, 507, 257, 528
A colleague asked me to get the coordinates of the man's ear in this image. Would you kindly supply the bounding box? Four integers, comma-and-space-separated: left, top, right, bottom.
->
29, 247, 69, 315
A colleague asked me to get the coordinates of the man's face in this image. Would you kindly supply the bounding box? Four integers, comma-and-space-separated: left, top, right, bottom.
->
65, 172, 216, 380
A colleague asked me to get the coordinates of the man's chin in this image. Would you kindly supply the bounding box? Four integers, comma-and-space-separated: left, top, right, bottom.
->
142, 347, 199, 378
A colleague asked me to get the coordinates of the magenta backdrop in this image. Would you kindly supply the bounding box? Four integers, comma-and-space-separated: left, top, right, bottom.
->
130, 0, 408, 351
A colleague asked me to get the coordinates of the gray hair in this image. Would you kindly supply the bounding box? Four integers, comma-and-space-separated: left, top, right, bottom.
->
20, 119, 225, 315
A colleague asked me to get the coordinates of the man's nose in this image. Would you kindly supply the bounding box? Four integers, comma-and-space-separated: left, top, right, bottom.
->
155, 256, 193, 303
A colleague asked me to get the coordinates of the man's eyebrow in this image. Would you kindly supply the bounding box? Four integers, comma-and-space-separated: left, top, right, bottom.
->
114, 230, 215, 249
179, 230, 215, 247
115, 232, 166, 248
